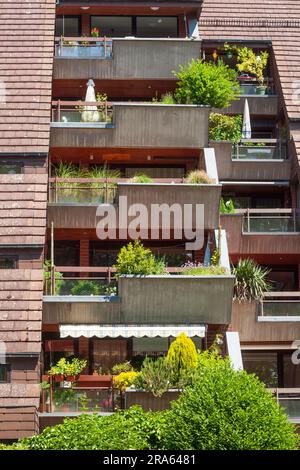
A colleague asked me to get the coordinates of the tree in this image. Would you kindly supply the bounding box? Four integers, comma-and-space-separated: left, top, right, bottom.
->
166, 333, 198, 384
162, 352, 299, 450
174, 59, 240, 109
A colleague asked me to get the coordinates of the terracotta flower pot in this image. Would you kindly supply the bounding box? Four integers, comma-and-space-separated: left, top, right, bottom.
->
65, 375, 76, 382
54, 374, 64, 382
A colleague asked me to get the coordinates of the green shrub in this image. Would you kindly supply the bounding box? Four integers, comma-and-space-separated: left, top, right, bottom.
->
70, 280, 101, 296
162, 352, 299, 450
111, 361, 133, 375
166, 333, 198, 385
233, 258, 272, 301
114, 240, 167, 276
185, 169, 214, 184
220, 197, 235, 214
181, 262, 227, 276
209, 112, 242, 143
129, 173, 153, 183
21, 407, 168, 450
160, 92, 176, 104
134, 357, 173, 397
174, 59, 240, 108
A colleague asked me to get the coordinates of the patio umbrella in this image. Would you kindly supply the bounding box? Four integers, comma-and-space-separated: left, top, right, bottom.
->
242, 98, 251, 139
81, 79, 100, 123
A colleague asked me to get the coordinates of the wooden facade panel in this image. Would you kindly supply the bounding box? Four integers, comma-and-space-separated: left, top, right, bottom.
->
231, 301, 300, 343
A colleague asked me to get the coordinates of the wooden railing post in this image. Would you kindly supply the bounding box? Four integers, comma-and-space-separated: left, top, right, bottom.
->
57, 99, 61, 122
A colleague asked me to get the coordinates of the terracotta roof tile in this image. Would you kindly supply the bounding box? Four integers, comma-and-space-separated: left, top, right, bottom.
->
0, 0, 56, 153
199, 0, 300, 120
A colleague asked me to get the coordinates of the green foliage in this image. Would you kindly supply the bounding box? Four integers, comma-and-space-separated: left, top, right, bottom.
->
129, 173, 153, 183
70, 280, 102, 296
166, 333, 198, 385
113, 371, 139, 392
43, 259, 64, 295
134, 357, 173, 397
111, 361, 133, 375
235, 46, 269, 85
185, 169, 214, 184
220, 197, 235, 214
174, 59, 240, 108
233, 258, 272, 301
209, 112, 242, 144
160, 92, 176, 104
162, 352, 299, 450
181, 262, 227, 276
53, 161, 80, 179
48, 357, 87, 378
22, 410, 148, 450
114, 240, 167, 277
211, 249, 220, 266
52, 388, 77, 409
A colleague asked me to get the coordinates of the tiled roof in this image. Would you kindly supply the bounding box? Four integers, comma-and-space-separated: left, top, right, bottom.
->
0, 174, 47, 245
199, 0, 300, 120
0, 269, 43, 354
0, 0, 56, 153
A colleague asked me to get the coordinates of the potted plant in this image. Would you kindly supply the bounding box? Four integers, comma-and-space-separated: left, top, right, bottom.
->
65, 358, 87, 382
48, 358, 67, 382
234, 46, 269, 95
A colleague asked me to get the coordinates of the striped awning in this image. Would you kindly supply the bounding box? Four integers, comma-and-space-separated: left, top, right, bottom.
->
59, 324, 206, 339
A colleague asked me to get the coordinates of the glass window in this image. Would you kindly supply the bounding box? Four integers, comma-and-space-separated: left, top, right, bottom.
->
136, 16, 178, 38
55, 16, 80, 37
0, 163, 22, 174
0, 256, 17, 269
242, 351, 278, 387
91, 16, 132, 37
0, 365, 11, 383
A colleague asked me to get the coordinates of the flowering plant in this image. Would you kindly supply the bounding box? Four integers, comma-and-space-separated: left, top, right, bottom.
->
91, 27, 100, 38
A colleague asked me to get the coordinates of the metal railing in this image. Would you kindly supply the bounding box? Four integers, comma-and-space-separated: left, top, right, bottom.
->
239, 81, 275, 96
44, 265, 204, 296
241, 209, 299, 233
51, 100, 114, 124
258, 293, 300, 318
272, 389, 300, 419
232, 139, 287, 160
55, 37, 113, 59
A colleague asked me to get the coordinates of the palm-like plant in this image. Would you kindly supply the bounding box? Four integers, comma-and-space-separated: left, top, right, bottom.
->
233, 258, 271, 302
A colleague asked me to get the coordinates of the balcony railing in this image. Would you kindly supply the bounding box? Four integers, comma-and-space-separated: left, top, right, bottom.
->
239, 82, 275, 96
258, 293, 300, 320
232, 140, 287, 160
241, 209, 300, 233
51, 100, 113, 125
55, 37, 113, 59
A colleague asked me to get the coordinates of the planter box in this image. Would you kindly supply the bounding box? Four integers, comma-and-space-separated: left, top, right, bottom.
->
119, 275, 235, 325
76, 374, 113, 388
125, 390, 180, 411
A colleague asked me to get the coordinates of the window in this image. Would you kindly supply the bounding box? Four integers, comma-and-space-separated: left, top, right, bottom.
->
0, 162, 23, 174
55, 16, 81, 37
0, 256, 18, 269
91, 16, 179, 38
91, 16, 132, 37
136, 16, 178, 38
0, 365, 11, 383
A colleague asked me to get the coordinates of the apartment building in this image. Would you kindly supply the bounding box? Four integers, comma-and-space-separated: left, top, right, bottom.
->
0, 0, 300, 439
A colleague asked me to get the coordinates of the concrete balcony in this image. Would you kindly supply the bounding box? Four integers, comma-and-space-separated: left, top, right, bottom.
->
211, 141, 291, 182
47, 177, 221, 230
50, 102, 209, 149
53, 38, 201, 80
218, 94, 278, 117
43, 272, 234, 326
221, 210, 300, 257
232, 297, 300, 344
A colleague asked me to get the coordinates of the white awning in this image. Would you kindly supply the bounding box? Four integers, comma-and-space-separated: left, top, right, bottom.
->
59, 324, 206, 339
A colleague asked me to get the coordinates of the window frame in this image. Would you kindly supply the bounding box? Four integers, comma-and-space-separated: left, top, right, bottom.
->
90, 15, 179, 38
0, 364, 11, 383
55, 15, 82, 37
